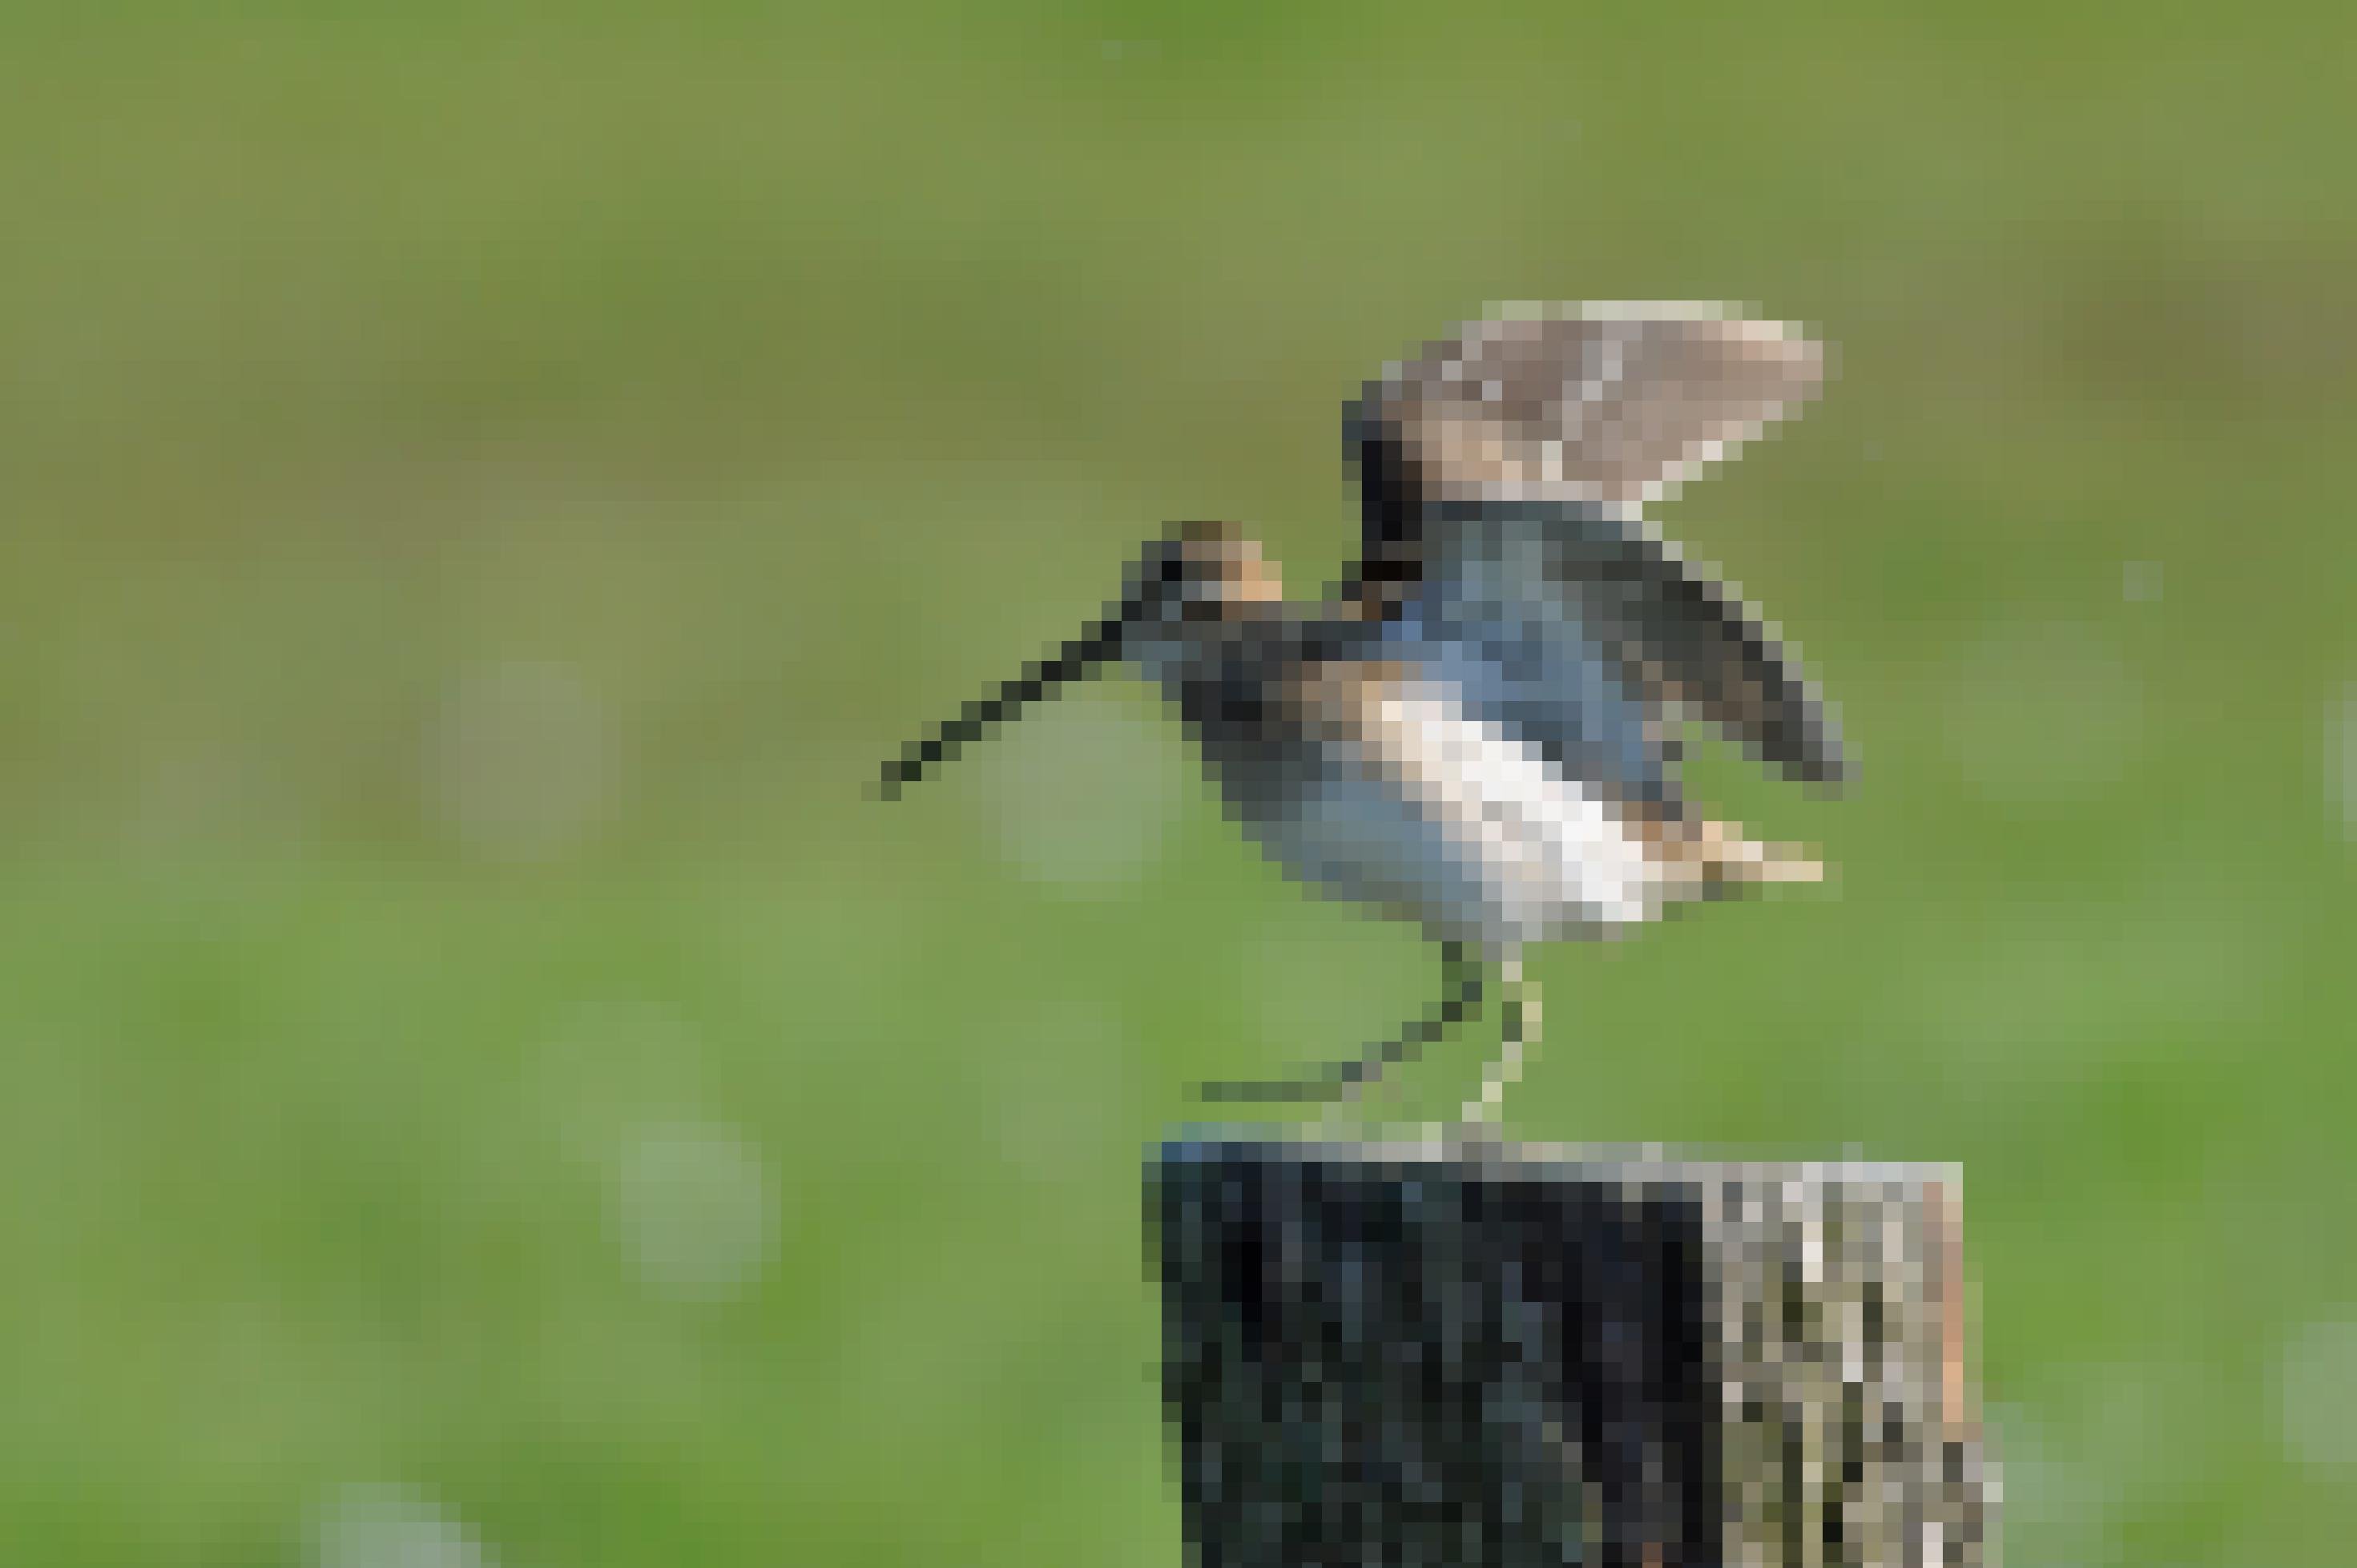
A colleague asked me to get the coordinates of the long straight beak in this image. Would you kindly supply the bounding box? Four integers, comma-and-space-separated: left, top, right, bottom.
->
872, 612, 1130, 800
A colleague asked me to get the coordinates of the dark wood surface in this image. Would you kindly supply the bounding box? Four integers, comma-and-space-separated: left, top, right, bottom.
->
1149, 1135, 1995, 1568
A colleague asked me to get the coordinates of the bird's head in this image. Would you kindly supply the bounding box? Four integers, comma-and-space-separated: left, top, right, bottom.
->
1111, 522, 1285, 683
873, 521, 1284, 799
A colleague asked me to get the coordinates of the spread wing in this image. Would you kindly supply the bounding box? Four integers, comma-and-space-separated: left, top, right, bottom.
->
1343, 303, 1848, 787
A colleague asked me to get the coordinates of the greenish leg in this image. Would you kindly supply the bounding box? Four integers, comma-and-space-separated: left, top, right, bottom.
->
1197, 940, 1485, 1106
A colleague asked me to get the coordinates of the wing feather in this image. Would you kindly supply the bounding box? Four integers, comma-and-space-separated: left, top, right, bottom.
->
1345, 304, 1848, 787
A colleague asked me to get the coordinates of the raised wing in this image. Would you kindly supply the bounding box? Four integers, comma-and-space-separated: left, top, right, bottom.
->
1344, 304, 1848, 788
1346, 303, 1826, 516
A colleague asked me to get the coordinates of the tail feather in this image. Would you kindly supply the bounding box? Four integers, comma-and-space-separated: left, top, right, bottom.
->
1699, 820, 1825, 887
1643, 815, 1825, 901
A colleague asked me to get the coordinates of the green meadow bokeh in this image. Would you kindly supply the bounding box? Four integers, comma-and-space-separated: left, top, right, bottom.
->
3, 6, 2353, 1565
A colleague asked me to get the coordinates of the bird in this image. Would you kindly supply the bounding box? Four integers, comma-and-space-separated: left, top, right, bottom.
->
876, 304, 1848, 1123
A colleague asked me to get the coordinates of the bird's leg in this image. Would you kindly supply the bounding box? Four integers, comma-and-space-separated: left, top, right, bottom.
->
1197, 941, 1485, 1106
1461, 951, 1537, 1126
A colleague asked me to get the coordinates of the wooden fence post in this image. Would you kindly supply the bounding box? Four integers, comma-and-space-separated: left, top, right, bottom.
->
1149, 1135, 1995, 1568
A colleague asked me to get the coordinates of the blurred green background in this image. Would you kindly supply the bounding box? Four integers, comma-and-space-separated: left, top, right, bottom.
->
2, 5, 2352, 1565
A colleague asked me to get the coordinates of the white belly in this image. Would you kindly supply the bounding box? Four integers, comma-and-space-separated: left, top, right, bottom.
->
1250, 683, 1670, 953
